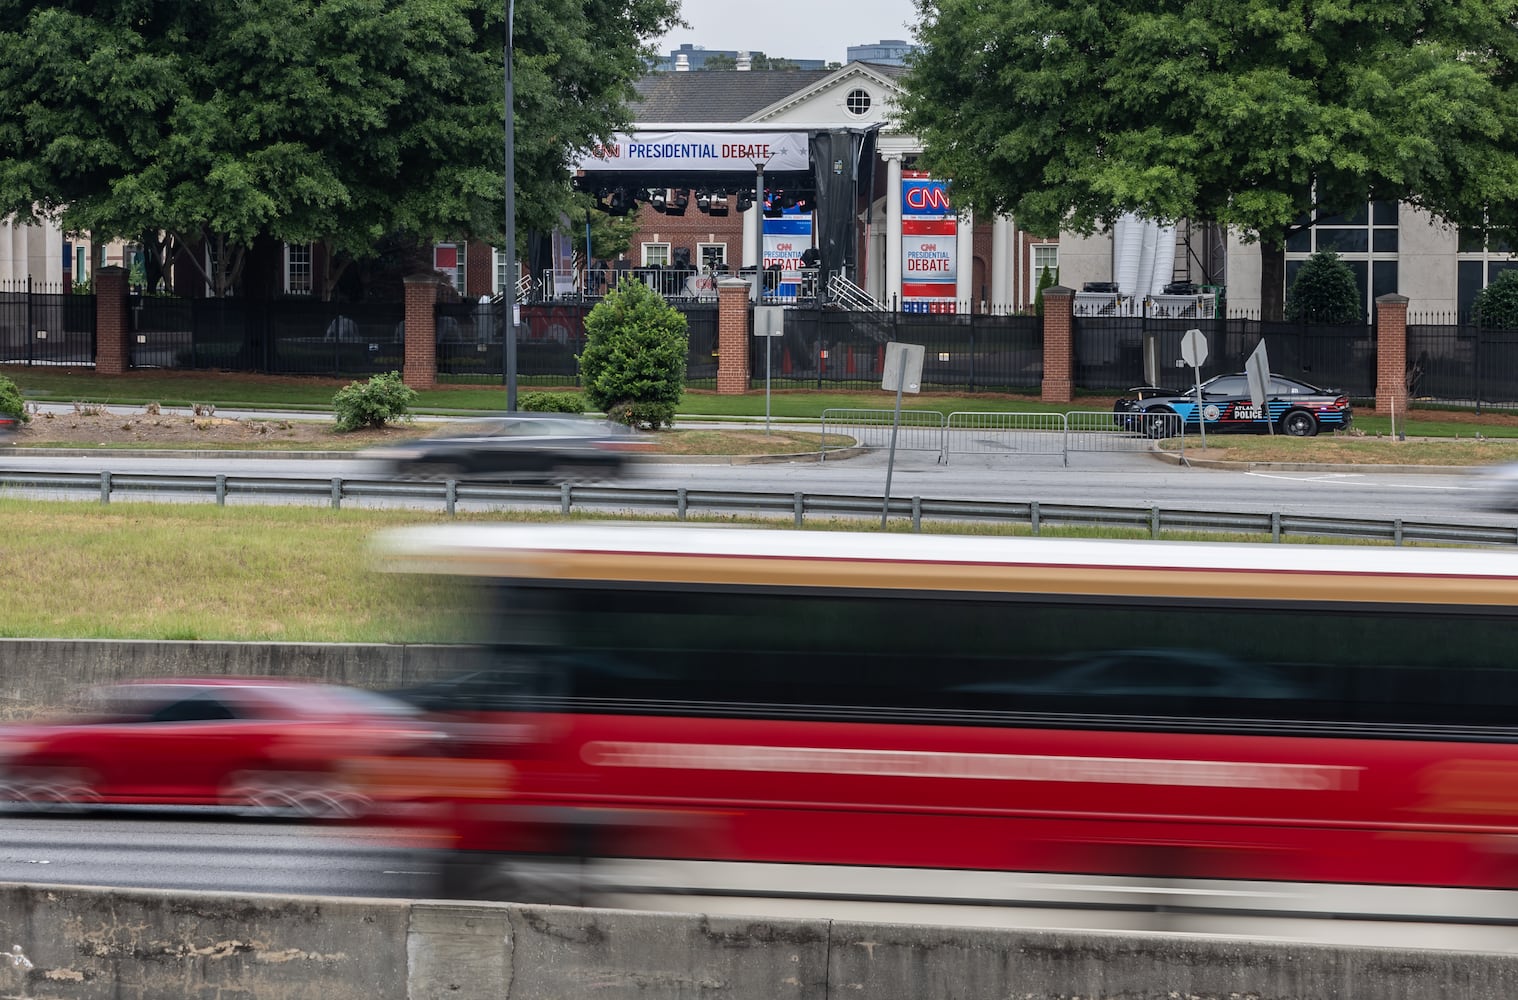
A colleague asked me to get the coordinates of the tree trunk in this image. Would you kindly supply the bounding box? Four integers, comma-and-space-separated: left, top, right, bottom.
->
1259, 237, 1286, 321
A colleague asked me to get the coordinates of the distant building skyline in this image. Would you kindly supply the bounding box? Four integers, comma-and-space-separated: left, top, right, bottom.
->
651, 39, 917, 73
845, 39, 919, 67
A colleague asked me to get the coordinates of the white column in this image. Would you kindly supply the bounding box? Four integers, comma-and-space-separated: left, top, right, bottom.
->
0, 218, 13, 285
885, 154, 903, 311
742, 201, 759, 268
956, 209, 974, 311
43, 223, 65, 288
9, 219, 28, 285
990, 216, 1012, 311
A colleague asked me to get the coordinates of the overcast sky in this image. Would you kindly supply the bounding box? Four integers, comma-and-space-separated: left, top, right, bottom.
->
656, 0, 920, 65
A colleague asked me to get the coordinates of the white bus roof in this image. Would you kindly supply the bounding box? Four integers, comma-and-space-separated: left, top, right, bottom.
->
373, 518, 1518, 582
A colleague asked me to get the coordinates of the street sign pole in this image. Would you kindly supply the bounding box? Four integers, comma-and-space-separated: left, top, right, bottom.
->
765, 331, 772, 435
754, 307, 785, 435
1181, 328, 1209, 450
882, 378, 905, 529
879, 342, 925, 529
1245, 339, 1274, 436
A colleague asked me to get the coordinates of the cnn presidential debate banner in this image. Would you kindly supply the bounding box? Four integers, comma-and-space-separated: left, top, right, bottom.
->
900, 174, 958, 314
763, 206, 814, 300
576, 132, 811, 172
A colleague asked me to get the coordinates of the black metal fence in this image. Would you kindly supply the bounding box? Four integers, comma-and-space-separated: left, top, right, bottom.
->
0, 281, 95, 366
82, 290, 1518, 408
435, 300, 721, 387
746, 309, 1043, 392
1075, 314, 1376, 396
1407, 319, 1518, 409
129, 296, 405, 377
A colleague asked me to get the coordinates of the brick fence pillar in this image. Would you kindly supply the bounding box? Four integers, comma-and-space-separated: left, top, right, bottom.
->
1040, 285, 1075, 403
94, 266, 129, 375
716, 277, 751, 394
402, 273, 439, 390
1374, 293, 1409, 417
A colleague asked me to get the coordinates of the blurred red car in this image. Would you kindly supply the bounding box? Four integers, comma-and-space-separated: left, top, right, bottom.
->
0, 678, 446, 818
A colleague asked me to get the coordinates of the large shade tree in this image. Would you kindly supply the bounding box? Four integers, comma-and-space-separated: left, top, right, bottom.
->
900, 0, 1518, 318
0, 0, 679, 296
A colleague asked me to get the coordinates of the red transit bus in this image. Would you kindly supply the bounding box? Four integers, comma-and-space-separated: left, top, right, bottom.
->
373, 523, 1518, 917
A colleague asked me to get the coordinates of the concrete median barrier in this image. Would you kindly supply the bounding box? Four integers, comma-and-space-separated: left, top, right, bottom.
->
1, 883, 1515, 999
0, 639, 463, 715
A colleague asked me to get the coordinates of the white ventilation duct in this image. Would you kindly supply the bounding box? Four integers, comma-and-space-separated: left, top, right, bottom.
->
675, 53, 690, 72
1114, 213, 1143, 295
1149, 224, 1177, 296
1135, 220, 1158, 300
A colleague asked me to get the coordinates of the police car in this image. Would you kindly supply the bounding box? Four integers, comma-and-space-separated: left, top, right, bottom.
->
1113, 373, 1353, 438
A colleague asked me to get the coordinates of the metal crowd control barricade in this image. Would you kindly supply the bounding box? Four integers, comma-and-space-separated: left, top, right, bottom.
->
819, 408, 947, 462
939, 411, 1187, 466
943, 412, 1068, 464
1066, 410, 1186, 459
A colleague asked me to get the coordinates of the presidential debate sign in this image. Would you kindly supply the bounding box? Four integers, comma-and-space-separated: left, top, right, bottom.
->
577, 132, 811, 173
763, 207, 814, 301
900, 174, 957, 314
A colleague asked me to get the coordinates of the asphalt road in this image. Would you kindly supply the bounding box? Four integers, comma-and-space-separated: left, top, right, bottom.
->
0, 442, 1508, 527
5, 402, 1508, 524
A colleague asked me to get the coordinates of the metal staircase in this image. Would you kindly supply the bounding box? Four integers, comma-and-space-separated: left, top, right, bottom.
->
827, 272, 885, 312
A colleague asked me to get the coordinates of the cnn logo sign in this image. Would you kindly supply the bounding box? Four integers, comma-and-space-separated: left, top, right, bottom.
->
904, 183, 951, 212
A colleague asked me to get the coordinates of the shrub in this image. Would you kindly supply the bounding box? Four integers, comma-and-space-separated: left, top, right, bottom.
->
578, 277, 687, 430
1472, 269, 1518, 328
1033, 265, 1057, 317
520, 391, 586, 414
1285, 250, 1362, 324
606, 400, 675, 429
0, 375, 27, 423
332, 371, 416, 432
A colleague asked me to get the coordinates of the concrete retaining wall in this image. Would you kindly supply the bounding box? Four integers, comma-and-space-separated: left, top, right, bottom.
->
0, 883, 1514, 999
0, 639, 464, 715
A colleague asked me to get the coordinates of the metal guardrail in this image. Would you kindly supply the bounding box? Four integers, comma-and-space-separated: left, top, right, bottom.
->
2, 469, 1515, 547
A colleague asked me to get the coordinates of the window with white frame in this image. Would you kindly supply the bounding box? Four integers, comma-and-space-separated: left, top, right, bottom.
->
642, 243, 671, 267
494, 247, 511, 296
434, 243, 466, 292
284, 243, 313, 295
697, 243, 727, 271
1031, 244, 1058, 279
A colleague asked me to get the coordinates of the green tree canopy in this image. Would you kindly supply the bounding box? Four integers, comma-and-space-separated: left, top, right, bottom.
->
0, 0, 679, 296
900, 0, 1518, 318
1285, 250, 1362, 324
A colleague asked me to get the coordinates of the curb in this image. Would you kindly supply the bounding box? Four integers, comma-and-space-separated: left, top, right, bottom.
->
640, 445, 870, 465
0, 447, 352, 461
0, 445, 872, 465
1149, 449, 1470, 475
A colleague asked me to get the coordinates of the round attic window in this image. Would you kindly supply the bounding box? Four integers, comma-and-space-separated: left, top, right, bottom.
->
845, 88, 872, 117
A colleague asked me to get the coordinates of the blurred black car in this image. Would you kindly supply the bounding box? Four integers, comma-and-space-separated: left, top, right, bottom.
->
1476, 461, 1518, 512
0, 414, 18, 436
1113, 373, 1352, 438
362, 414, 650, 482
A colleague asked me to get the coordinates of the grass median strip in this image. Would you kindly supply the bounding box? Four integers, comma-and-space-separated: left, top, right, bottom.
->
0, 499, 1466, 643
